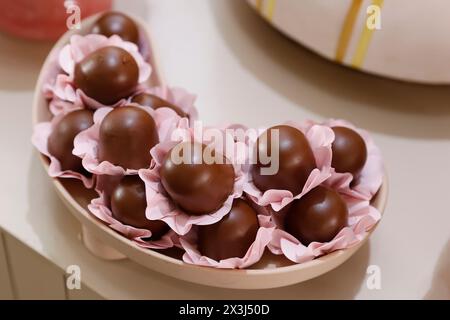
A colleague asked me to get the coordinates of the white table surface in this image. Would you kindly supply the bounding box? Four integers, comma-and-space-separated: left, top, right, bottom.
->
0, 0, 449, 299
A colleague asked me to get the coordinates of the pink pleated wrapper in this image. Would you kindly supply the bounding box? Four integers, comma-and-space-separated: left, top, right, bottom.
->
139, 124, 248, 235
269, 196, 381, 263
321, 119, 384, 201
47, 98, 80, 116
180, 214, 275, 269
130, 85, 199, 122
73, 104, 182, 176
244, 122, 334, 212
44, 34, 151, 112
41, 47, 63, 100
40, 44, 82, 117
31, 109, 94, 189
88, 192, 178, 250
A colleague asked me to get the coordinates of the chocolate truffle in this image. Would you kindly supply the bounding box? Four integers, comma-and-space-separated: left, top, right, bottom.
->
74, 46, 139, 105
198, 199, 259, 261
47, 109, 94, 172
111, 175, 169, 240
284, 186, 348, 245
91, 11, 139, 44
160, 142, 235, 216
98, 106, 159, 169
131, 93, 187, 118
331, 126, 367, 176
252, 125, 316, 195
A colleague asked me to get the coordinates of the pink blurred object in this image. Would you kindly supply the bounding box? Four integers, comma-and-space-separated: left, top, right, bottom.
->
0, 0, 112, 41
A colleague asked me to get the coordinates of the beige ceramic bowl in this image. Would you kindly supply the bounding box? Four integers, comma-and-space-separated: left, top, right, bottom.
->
32, 14, 388, 290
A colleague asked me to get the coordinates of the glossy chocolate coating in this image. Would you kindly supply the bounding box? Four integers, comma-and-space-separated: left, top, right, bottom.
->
285, 186, 348, 245
198, 199, 259, 261
160, 142, 235, 216
91, 11, 139, 44
74, 46, 139, 105
111, 176, 169, 240
252, 125, 316, 195
48, 109, 94, 172
331, 126, 367, 176
98, 106, 159, 169
132, 93, 187, 118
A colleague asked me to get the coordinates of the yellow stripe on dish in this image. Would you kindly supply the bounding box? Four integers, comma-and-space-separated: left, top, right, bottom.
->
335, 0, 363, 63
351, 0, 384, 68
266, 0, 276, 21
256, 0, 264, 13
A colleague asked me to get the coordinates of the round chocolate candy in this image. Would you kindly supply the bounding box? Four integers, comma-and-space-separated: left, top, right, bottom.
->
91, 11, 139, 44
111, 176, 169, 240
160, 142, 235, 216
98, 106, 159, 170
331, 126, 367, 176
252, 125, 316, 195
131, 93, 187, 118
47, 109, 94, 172
198, 199, 259, 261
284, 186, 348, 245
74, 46, 139, 105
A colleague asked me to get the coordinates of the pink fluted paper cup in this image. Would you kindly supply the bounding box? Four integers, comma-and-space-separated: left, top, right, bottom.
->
268, 196, 381, 264
322, 119, 384, 201
31, 110, 94, 188
73, 104, 182, 176
140, 124, 248, 236
244, 122, 334, 212
180, 215, 275, 269
48, 97, 81, 116
88, 193, 178, 250
45, 34, 151, 109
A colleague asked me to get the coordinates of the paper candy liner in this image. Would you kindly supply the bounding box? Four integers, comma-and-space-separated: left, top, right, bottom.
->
42, 47, 63, 100
139, 125, 248, 235
180, 214, 275, 269
45, 34, 151, 110
131, 85, 199, 122
244, 122, 334, 212
73, 104, 182, 176
31, 110, 94, 189
43, 73, 87, 117
322, 119, 384, 201
88, 193, 178, 250
268, 196, 381, 264
47, 97, 81, 117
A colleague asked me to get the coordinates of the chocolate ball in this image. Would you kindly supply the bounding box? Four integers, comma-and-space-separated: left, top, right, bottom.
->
91, 11, 139, 44
160, 142, 235, 216
131, 93, 187, 118
47, 109, 94, 172
284, 186, 348, 245
252, 125, 316, 195
74, 46, 139, 105
198, 199, 259, 261
111, 176, 169, 240
98, 106, 159, 169
331, 126, 367, 176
